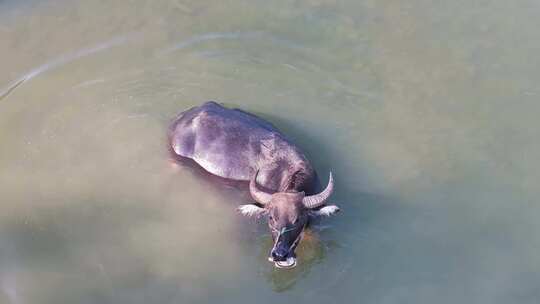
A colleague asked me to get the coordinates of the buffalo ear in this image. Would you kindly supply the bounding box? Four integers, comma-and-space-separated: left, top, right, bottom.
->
309, 205, 340, 217
237, 204, 267, 217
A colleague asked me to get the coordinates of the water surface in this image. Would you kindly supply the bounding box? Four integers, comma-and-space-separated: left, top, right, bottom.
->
1, 1, 539, 303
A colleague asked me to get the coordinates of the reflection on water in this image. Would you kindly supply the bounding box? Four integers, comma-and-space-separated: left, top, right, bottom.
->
1, 0, 540, 303
262, 230, 340, 293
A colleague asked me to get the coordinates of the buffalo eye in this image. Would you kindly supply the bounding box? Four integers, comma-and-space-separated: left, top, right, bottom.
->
269, 210, 278, 222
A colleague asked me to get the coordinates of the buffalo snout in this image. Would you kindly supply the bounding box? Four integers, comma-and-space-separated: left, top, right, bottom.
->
271, 245, 289, 261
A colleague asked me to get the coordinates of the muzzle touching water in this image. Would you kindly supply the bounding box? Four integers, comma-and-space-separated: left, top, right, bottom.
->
268, 225, 305, 268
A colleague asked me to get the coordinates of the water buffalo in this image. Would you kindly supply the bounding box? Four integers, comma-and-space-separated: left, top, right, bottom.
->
169, 101, 340, 268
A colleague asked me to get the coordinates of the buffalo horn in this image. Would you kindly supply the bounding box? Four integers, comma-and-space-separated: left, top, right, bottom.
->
302, 172, 334, 209
249, 170, 272, 205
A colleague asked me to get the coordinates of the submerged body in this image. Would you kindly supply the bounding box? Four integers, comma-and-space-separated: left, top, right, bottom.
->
169, 101, 339, 268
169, 101, 318, 194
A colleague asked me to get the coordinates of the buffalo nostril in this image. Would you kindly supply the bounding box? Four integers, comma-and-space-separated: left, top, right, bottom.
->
272, 248, 288, 261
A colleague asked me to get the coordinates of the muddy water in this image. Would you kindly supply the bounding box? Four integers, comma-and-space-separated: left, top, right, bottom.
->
1, 1, 539, 303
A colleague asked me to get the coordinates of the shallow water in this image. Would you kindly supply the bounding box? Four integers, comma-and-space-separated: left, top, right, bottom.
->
1, 0, 540, 303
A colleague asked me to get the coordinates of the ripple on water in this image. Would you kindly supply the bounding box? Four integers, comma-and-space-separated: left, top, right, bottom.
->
0, 33, 137, 102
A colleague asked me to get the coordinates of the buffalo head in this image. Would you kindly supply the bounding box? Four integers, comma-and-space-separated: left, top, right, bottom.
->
238, 170, 340, 268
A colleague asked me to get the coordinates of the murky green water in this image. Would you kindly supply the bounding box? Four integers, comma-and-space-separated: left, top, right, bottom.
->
1, 0, 539, 303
